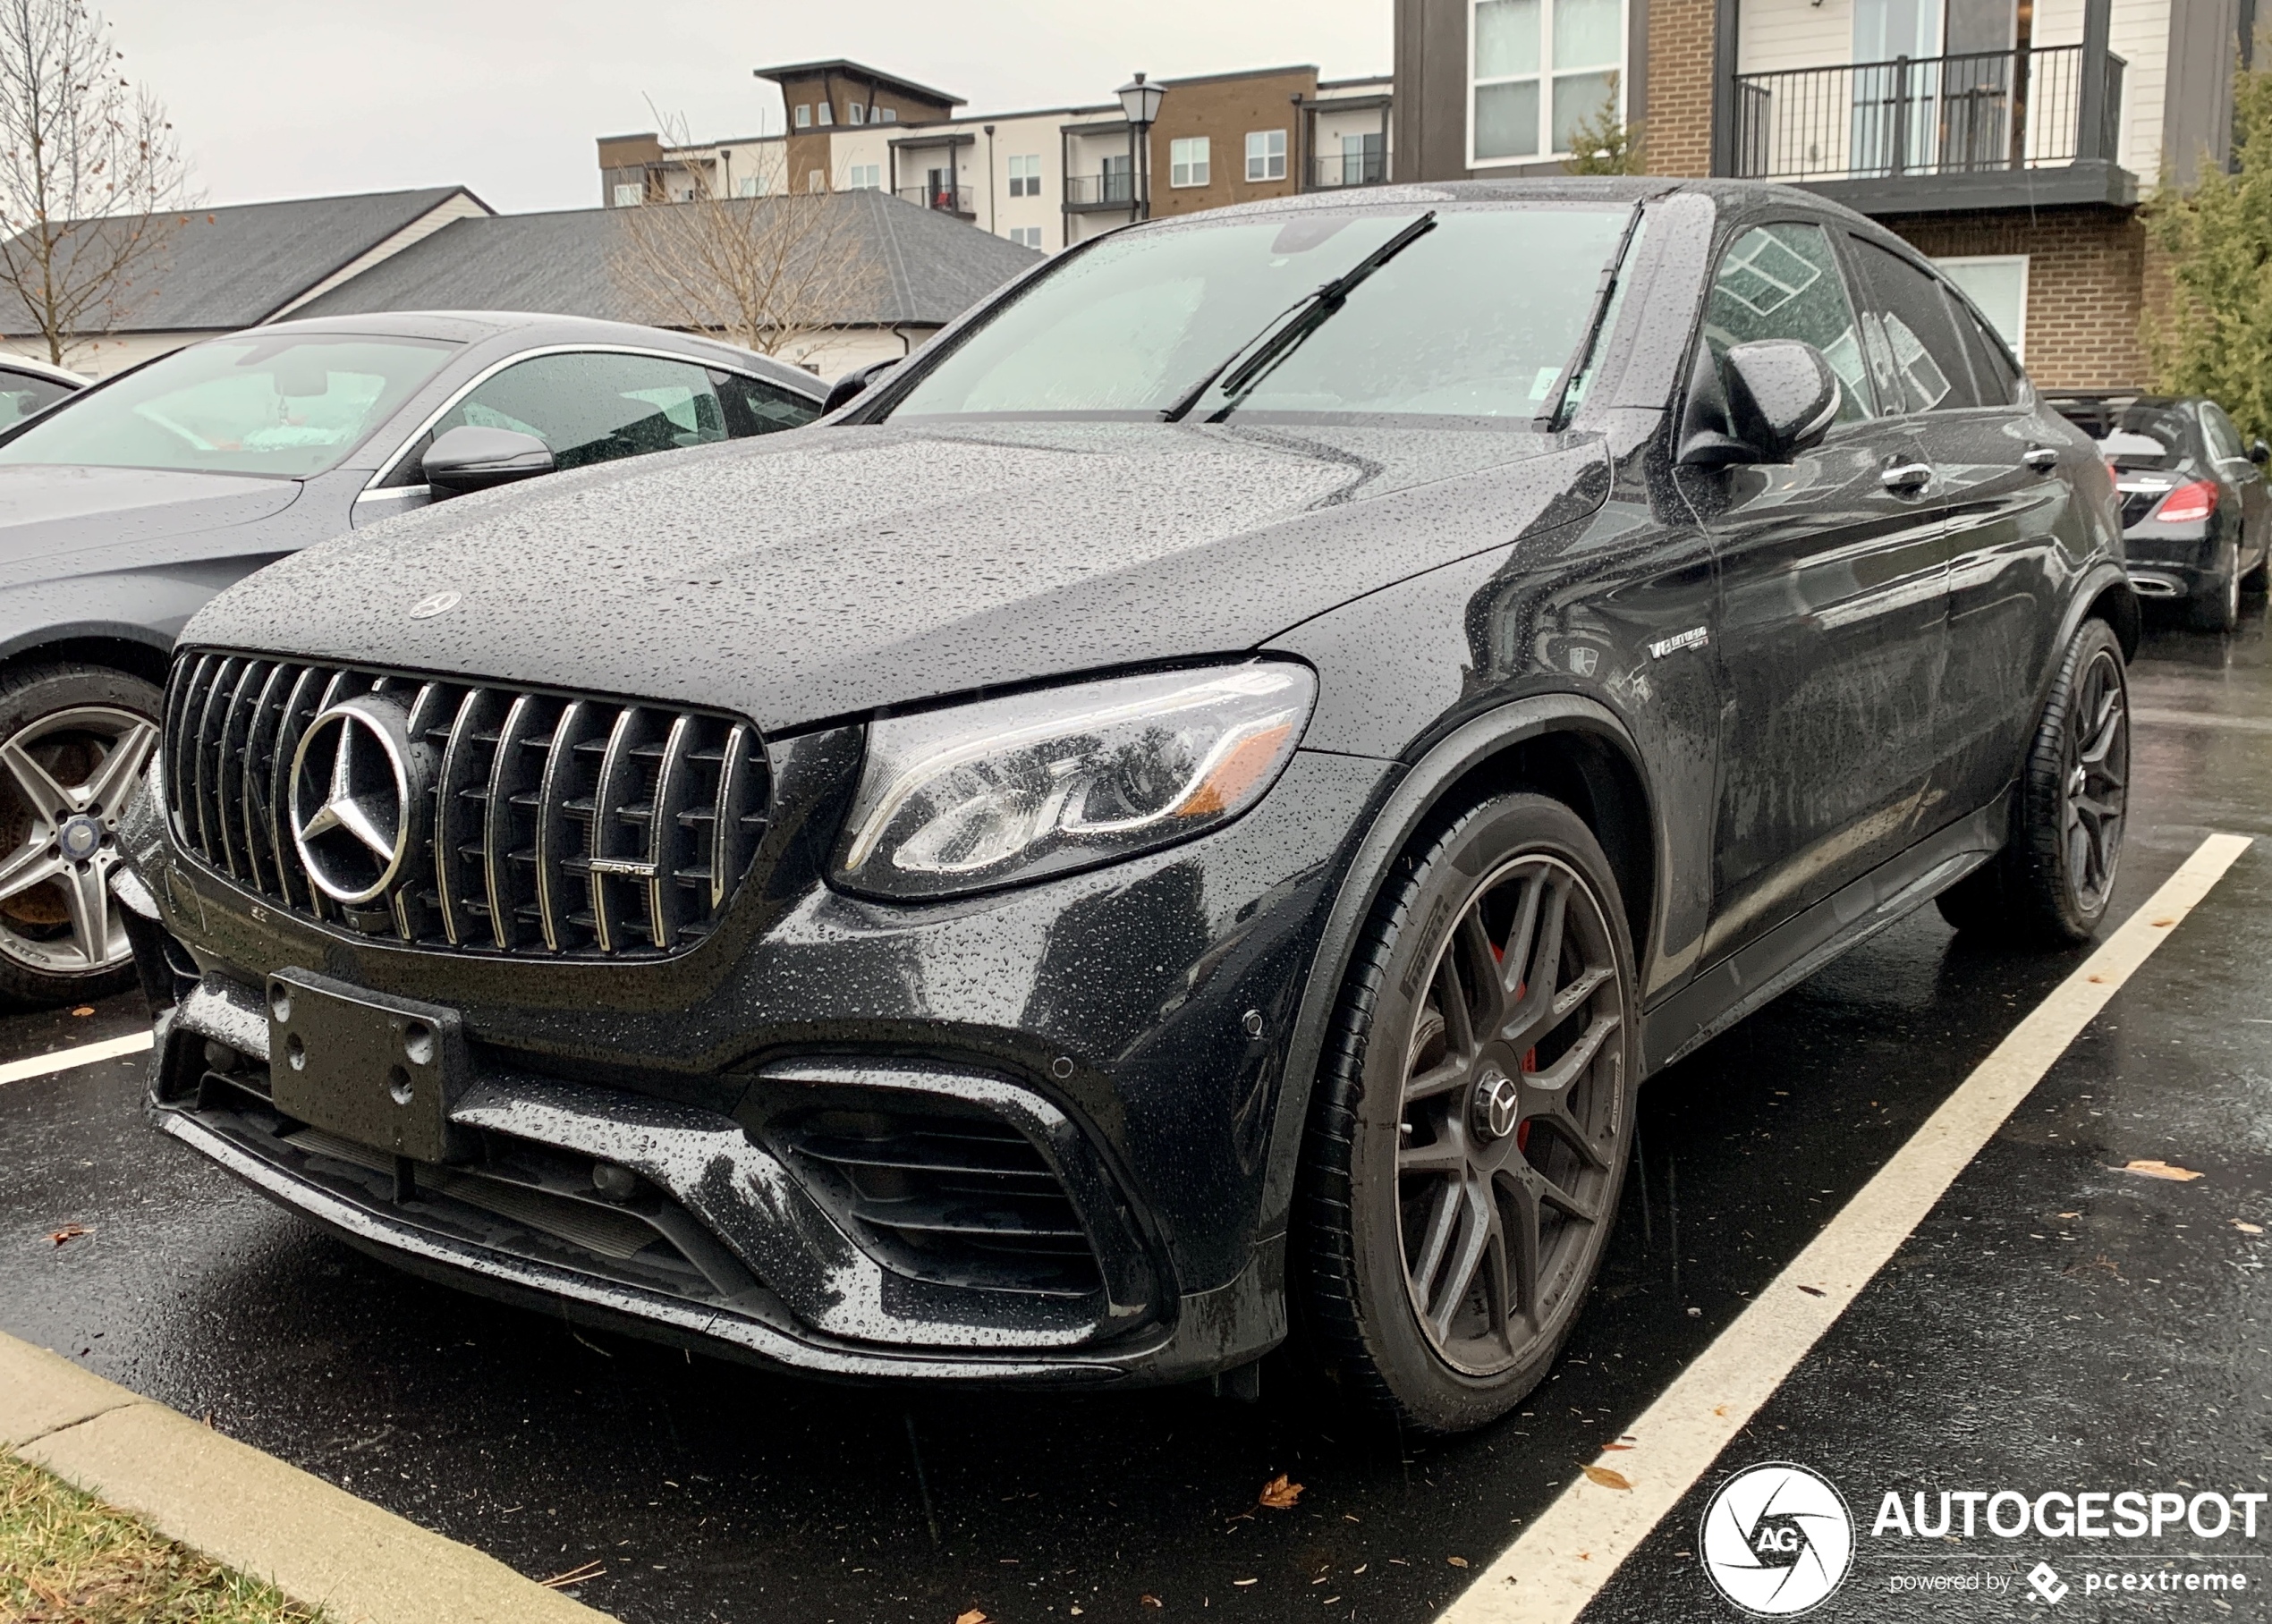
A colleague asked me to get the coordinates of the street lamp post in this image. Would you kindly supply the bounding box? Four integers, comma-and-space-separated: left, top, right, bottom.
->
1116, 72, 1165, 221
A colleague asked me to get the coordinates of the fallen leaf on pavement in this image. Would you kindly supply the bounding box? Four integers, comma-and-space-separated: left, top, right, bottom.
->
1600, 1442, 1633, 1451
1582, 1466, 1633, 1492
1258, 1474, 1304, 1510
1447, 1555, 1471, 1568
2115, 1159, 2203, 1182
956, 1611, 989, 1624
47, 1224, 86, 1246
2237, 1220, 2264, 1234
539, 1561, 604, 1589
1233, 1577, 1259, 1586
70, 1006, 94, 1017
1140, 1596, 1164, 1610
1796, 1285, 1826, 1298
2150, 917, 2176, 928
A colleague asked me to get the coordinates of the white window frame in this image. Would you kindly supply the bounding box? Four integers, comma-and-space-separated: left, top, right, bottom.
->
1170, 136, 1211, 188
1008, 154, 1042, 197
1931, 253, 2030, 362
1246, 129, 1287, 181
815, 101, 833, 126
847, 164, 881, 190
612, 182, 643, 207
1467, 0, 1628, 169
879, 107, 897, 123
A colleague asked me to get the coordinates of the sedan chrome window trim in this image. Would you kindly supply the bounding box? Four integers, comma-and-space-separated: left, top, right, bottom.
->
355, 342, 819, 503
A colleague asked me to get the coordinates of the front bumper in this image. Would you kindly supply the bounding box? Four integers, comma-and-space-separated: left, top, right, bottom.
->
125, 742, 1393, 1386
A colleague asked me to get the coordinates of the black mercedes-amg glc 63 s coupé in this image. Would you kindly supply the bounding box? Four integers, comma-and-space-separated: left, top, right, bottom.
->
117, 179, 2134, 1434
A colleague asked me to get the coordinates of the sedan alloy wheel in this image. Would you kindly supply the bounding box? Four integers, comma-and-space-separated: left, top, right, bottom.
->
0, 693, 158, 992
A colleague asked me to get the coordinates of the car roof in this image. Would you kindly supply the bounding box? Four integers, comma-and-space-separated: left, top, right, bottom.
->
227, 310, 824, 396
0, 353, 86, 387
1152, 174, 1884, 232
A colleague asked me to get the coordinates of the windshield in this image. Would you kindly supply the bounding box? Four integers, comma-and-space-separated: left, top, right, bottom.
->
0, 334, 454, 478
887, 205, 1632, 421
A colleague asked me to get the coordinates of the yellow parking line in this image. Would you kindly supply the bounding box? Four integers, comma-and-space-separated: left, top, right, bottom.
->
1437, 832, 2252, 1624
0, 1029, 153, 1087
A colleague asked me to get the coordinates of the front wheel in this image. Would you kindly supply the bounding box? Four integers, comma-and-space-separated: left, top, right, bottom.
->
1937, 618, 2128, 944
1297, 793, 1637, 1435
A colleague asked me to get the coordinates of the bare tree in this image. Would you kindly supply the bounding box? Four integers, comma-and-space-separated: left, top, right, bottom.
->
609, 145, 887, 361
0, 0, 191, 366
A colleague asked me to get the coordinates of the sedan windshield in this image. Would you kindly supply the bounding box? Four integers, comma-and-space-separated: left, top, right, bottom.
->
887, 205, 1631, 421
0, 334, 454, 478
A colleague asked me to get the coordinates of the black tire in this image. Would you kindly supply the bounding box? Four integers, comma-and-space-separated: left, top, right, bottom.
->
2191, 549, 2242, 632
1935, 618, 2128, 945
2241, 543, 2268, 594
1296, 792, 1638, 1435
0, 663, 163, 1006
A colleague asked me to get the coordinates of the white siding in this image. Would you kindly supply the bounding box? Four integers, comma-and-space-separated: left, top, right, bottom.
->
1737, 0, 1855, 74
270, 192, 492, 319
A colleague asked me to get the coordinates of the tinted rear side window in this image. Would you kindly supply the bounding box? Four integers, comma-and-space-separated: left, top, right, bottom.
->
1948, 295, 2022, 406
2201, 402, 2248, 463
1849, 238, 1980, 412
716, 370, 818, 435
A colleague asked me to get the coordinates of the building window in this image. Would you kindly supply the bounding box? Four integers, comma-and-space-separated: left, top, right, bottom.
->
794, 104, 811, 129
612, 182, 643, 207
1934, 254, 2030, 360
1246, 130, 1287, 181
848, 102, 865, 125
807, 169, 827, 193
1471, 0, 1624, 164
1340, 131, 1387, 185
1008, 226, 1044, 249
816, 102, 833, 126
1170, 136, 1211, 187
1007, 154, 1042, 197
737, 177, 759, 197
879, 107, 897, 123
847, 164, 881, 190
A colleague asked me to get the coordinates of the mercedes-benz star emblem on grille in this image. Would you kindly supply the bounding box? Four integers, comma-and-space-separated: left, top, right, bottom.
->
289, 697, 424, 906
409, 590, 462, 620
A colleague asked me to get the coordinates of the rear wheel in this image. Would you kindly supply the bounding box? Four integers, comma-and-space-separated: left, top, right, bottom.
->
0, 664, 162, 1006
1298, 793, 1637, 1435
2191, 548, 2242, 632
1936, 619, 2128, 944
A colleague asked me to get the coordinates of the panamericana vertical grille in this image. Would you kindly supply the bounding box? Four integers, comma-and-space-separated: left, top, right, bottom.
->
163, 653, 769, 958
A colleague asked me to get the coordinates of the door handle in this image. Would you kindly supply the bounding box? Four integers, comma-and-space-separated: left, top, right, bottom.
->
2022, 446, 2061, 473
1880, 461, 1933, 494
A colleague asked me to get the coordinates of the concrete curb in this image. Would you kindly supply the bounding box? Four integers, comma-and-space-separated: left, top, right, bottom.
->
0, 1332, 613, 1624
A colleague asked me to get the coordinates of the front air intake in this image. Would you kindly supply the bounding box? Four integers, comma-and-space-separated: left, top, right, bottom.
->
162, 653, 768, 958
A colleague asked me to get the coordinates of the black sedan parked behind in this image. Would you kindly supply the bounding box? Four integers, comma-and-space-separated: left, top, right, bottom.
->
122, 179, 2134, 1435
0, 311, 821, 1005
2045, 390, 2269, 631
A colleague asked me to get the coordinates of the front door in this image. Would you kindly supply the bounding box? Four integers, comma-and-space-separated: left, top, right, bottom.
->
1683, 221, 1952, 966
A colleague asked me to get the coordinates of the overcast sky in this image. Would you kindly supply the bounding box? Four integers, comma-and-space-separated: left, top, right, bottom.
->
98, 1, 1390, 216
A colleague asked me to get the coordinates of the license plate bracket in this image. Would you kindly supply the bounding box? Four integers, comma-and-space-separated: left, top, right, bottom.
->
267, 968, 470, 1163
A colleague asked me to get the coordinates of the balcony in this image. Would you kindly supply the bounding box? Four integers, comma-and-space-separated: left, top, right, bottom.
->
895, 182, 973, 217
1310, 150, 1392, 190
1732, 44, 2133, 215
1064, 172, 1137, 210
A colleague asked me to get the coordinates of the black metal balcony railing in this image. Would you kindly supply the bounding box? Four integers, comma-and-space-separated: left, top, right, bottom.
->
1312, 149, 1391, 189
1732, 44, 2124, 183
1064, 172, 1137, 207
896, 182, 973, 214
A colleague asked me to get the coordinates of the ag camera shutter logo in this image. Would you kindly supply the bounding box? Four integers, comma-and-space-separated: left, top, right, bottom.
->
1701, 1463, 1855, 1616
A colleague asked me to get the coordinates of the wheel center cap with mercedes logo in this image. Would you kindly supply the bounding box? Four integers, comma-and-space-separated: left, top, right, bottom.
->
1471, 1065, 1522, 1141
289, 695, 428, 907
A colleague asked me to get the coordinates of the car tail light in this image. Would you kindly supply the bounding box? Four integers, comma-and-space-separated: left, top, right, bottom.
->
2154, 479, 2218, 524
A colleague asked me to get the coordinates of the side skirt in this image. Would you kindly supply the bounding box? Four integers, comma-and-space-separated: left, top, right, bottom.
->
1640, 791, 2009, 1075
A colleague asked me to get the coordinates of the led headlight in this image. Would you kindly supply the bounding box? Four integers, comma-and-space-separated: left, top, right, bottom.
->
835, 663, 1317, 901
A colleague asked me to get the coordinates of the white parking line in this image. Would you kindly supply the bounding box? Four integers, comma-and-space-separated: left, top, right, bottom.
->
0, 1030, 154, 1087
1438, 832, 2252, 1624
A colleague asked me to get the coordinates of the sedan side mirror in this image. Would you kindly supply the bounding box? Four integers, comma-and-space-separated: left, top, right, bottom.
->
824, 359, 898, 415
421, 426, 555, 497
2251, 438, 2269, 467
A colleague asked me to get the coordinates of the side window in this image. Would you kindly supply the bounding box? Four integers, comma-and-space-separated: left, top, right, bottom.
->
1702, 223, 1873, 423
2201, 402, 2247, 464
386, 351, 733, 486
0, 369, 73, 427
714, 369, 819, 436
1947, 293, 2022, 407
1849, 239, 1980, 412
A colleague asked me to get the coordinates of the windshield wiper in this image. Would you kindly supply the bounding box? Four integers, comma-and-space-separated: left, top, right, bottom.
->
1160, 210, 1438, 423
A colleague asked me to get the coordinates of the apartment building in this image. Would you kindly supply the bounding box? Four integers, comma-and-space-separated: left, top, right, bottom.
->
598, 59, 1397, 254
1395, 0, 2263, 388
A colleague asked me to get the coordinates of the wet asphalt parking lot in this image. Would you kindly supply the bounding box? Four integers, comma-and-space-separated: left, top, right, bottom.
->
7, 607, 2272, 1624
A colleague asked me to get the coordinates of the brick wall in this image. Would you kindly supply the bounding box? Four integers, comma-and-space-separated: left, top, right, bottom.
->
1889, 208, 2155, 390
1643, 0, 1716, 176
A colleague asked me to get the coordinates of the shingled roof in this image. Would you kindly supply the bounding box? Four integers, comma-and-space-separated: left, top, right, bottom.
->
292, 189, 1042, 329
0, 186, 490, 336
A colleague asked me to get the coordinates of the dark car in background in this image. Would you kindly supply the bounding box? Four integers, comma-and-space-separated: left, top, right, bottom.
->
0, 354, 83, 427
123, 179, 2135, 1435
0, 311, 821, 1005
2046, 391, 2269, 632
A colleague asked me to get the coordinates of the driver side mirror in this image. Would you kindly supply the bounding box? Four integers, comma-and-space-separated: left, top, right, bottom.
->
2251, 438, 2269, 468
421, 426, 554, 498
1678, 339, 1844, 469
824, 359, 899, 416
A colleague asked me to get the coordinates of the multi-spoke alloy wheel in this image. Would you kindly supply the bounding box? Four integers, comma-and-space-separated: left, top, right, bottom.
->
0, 666, 163, 1003
1397, 853, 1623, 1374
2060, 640, 2128, 917
1300, 792, 1637, 1434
